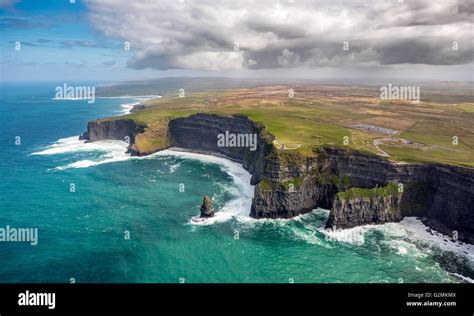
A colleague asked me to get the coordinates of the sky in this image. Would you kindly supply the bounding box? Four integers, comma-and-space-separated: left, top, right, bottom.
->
1, 0, 473, 83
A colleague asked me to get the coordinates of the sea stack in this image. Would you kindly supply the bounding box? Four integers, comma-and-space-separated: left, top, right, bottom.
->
200, 196, 214, 218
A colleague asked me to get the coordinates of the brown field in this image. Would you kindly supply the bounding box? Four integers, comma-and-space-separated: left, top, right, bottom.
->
122, 83, 474, 167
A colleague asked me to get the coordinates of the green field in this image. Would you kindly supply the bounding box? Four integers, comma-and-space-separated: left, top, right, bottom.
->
337, 183, 400, 199
111, 85, 473, 167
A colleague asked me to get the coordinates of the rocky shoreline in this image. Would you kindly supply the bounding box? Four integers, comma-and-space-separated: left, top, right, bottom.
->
80, 113, 474, 243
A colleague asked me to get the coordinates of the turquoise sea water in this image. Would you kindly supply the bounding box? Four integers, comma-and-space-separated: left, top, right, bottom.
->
0, 83, 473, 283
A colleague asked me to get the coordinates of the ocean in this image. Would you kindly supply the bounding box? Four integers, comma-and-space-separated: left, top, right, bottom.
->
0, 82, 472, 283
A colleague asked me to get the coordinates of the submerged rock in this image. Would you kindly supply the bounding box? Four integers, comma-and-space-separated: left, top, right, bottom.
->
200, 196, 214, 218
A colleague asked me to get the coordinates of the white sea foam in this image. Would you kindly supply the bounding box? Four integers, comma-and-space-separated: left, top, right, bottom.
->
396, 217, 474, 263
321, 217, 474, 278
31, 135, 474, 281
355, 217, 474, 265
302, 213, 473, 282
318, 223, 368, 246
322, 217, 472, 263
31, 136, 125, 156
56, 149, 132, 170
115, 95, 162, 115
450, 273, 474, 283
32, 141, 255, 222
290, 225, 330, 247
119, 102, 138, 115
31, 136, 131, 170
35, 136, 473, 258
164, 160, 181, 173
153, 149, 254, 225
316, 215, 472, 260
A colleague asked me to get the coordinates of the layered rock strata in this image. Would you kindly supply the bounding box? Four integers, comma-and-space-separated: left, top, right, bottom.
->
81, 114, 474, 242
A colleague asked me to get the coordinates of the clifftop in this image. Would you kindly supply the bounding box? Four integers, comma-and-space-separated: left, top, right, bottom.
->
81, 110, 474, 243
119, 85, 474, 168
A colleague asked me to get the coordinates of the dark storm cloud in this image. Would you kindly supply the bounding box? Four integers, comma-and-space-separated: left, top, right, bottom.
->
243, 19, 308, 40
378, 39, 473, 65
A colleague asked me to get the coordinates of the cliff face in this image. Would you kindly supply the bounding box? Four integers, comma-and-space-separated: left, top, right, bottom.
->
312, 148, 474, 242
169, 114, 474, 242
83, 113, 474, 242
327, 194, 403, 229
169, 114, 330, 218
80, 118, 146, 150
251, 181, 331, 218
249, 153, 332, 218
424, 166, 474, 243
169, 113, 274, 185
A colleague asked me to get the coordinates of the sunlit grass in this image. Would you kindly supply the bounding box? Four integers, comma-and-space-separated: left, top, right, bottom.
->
101, 88, 474, 167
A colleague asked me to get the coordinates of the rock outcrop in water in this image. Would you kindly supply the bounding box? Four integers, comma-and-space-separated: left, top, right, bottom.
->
82, 113, 474, 243
200, 196, 214, 218
325, 183, 403, 229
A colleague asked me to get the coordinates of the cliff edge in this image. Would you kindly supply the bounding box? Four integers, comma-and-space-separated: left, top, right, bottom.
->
81, 113, 474, 243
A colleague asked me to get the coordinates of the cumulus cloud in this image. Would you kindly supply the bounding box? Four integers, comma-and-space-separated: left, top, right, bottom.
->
86, 0, 474, 71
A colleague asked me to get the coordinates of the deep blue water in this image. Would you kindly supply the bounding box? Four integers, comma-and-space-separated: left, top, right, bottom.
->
0, 83, 472, 283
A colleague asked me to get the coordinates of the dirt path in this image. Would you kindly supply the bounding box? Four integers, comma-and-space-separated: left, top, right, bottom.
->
373, 138, 392, 157
373, 137, 428, 157
273, 139, 301, 150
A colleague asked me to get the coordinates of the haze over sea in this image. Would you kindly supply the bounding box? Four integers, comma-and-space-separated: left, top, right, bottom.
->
0, 82, 472, 283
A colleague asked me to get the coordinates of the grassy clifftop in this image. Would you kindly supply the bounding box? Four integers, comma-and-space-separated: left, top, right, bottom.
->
103, 85, 474, 167
337, 183, 400, 199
